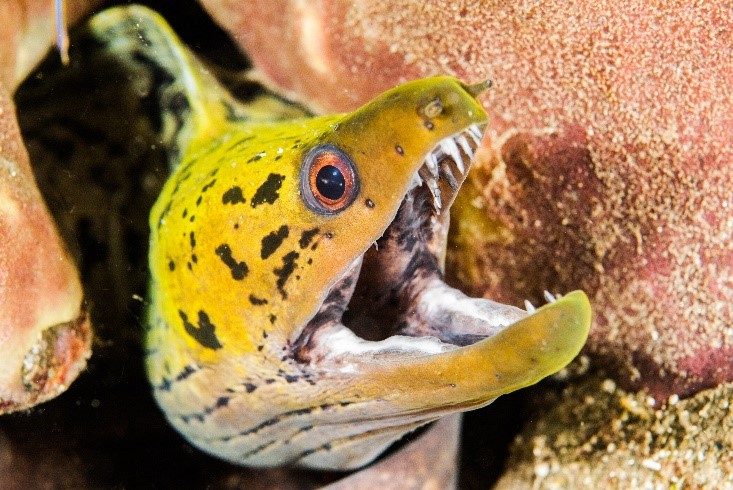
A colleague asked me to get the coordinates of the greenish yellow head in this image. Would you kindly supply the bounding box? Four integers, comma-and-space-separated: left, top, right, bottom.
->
90, 5, 591, 471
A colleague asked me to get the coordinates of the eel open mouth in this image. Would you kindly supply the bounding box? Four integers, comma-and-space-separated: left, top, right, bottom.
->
293, 124, 590, 398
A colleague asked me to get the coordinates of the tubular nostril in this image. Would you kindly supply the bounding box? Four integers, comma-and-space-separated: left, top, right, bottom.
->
465, 79, 493, 98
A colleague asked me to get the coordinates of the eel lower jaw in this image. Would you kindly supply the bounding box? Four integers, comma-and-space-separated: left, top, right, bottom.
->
291, 124, 591, 405
299, 283, 584, 368
296, 289, 591, 411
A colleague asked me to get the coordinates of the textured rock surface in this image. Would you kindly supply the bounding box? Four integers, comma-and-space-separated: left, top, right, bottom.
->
201, 0, 733, 401
0, 0, 96, 414
495, 371, 733, 489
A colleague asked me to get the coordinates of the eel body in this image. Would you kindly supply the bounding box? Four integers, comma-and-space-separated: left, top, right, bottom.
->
87, 6, 591, 470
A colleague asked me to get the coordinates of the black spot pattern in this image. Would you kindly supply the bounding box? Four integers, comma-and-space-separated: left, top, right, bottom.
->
247, 153, 264, 163
299, 228, 320, 249
216, 396, 230, 408
251, 173, 285, 208
215, 244, 249, 280
261, 225, 289, 259
175, 365, 197, 381
274, 251, 299, 298
156, 378, 172, 392
249, 294, 268, 305
201, 179, 217, 193
179, 310, 223, 350
222, 186, 245, 205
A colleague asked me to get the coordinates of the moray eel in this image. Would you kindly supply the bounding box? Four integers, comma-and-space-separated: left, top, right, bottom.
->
88, 6, 591, 470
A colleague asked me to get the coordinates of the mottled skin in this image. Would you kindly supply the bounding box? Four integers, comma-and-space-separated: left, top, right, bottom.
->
89, 6, 590, 470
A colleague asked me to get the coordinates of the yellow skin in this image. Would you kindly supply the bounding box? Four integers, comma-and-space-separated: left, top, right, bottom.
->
88, 6, 591, 470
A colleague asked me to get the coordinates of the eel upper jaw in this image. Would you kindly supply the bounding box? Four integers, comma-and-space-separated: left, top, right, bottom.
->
292, 125, 590, 406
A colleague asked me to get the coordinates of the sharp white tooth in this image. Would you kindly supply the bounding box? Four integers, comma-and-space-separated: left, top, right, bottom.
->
441, 138, 465, 175
524, 300, 536, 313
468, 125, 484, 145
409, 171, 423, 190
543, 290, 557, 303
469, 132, 482, 146
456, 134, 474, 161
426, 152, 439, 177
428, 177, 440, 196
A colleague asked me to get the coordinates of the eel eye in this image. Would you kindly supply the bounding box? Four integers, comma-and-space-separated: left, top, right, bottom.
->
300, 144, 359, 215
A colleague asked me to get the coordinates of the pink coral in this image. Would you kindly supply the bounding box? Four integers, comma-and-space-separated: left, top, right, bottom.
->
0, 0, 95, 414
201, 0, 733, 401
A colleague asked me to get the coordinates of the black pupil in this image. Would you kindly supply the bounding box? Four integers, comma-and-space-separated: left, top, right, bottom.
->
315, 165, 346, 200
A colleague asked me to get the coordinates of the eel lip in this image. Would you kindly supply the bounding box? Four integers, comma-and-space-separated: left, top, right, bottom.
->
302, 291, 591, 411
